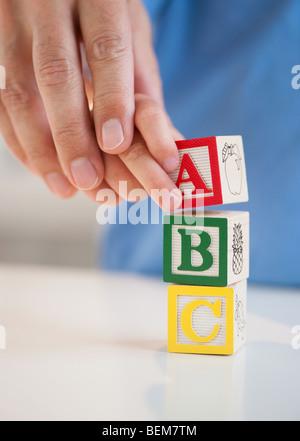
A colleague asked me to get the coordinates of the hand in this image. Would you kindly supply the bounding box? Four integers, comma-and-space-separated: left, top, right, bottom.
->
0, 0, 180, 199
84, 94, 183, 212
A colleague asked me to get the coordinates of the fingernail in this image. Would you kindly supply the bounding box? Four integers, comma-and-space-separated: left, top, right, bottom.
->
162, 188, 182, 212
46, 172, 74, 198
70, 158, 99, 190
102, 119, 124, 150
163, 156, 179, 173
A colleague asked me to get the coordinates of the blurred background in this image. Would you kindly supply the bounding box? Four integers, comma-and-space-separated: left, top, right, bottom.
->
0, 136, 100, 269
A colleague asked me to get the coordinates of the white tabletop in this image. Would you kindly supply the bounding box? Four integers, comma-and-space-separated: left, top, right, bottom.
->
0, 264, 299, 421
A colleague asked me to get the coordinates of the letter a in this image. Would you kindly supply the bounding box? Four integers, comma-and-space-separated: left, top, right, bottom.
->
176, 153, 211, 195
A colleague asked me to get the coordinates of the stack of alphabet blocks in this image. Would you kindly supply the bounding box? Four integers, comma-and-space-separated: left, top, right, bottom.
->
164, 136, 249, 355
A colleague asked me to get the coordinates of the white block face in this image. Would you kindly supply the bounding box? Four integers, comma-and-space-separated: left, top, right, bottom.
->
227, 212, 250, 285
216, 136, 249, 205
232, 280, 247, 352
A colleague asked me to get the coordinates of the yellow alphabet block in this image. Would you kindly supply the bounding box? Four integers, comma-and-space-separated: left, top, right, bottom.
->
168, 281, 247, 355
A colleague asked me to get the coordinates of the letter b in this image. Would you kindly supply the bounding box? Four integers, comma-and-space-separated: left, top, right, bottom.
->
177, 229, 213, 272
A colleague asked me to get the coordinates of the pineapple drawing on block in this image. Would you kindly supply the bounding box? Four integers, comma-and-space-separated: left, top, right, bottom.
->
232, 223, 243, 275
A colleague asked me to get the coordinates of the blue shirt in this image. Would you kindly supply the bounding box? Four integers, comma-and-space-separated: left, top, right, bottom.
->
101, 0, 300, 286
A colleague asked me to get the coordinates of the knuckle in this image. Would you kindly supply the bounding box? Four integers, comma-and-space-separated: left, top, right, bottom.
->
136, 102, 161, 125
25, 142, 54, 164
145, 177, 157, 192
53, 124, 86, 152
120, 141, 146, 163
88, 31, 128, 63
134, 93, 151, 108
28, 149, 49, 165
36, 56, 78, 88
94, 86, 130, 111
1, 82, 33, 112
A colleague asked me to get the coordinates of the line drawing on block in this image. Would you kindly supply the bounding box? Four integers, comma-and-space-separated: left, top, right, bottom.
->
222, 143, 243, 195
232, 223, 243, 275
235, 297, 246, 340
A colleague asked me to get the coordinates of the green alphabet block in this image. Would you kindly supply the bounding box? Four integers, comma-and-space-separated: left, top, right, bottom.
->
163, 211, 249, 287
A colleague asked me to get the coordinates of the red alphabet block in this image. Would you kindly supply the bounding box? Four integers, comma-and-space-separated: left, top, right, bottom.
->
169, 136, 248, 208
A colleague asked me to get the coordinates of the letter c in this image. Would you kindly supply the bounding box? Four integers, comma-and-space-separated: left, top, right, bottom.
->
181, 299, 221, 343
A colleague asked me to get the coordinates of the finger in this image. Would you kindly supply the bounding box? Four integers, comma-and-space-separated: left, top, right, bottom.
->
119, 131, 182, 212
79, 0, 135, 154
103, 153, 146, 202
134, 94, 179, 173
0, 3, 32, 172
84, 179, 122, 206
0, 98, 38, 176
0, 99, 27, 166
2, 71, 78, 199
0, 7, 76, 198
171, 125, 186, 142
1, 54, 77, 199
84, 155, 145, 204
129, 0, 164, 106
32, 2, 104, 191
80, 43, 94, 111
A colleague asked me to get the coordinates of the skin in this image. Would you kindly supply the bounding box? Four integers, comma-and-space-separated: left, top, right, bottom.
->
0, 0, 183, 211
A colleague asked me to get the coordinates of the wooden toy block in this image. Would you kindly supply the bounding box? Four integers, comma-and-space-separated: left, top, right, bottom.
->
163, 211, 249, 287
169, 136, 248, 208
168, 281, 247, 355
